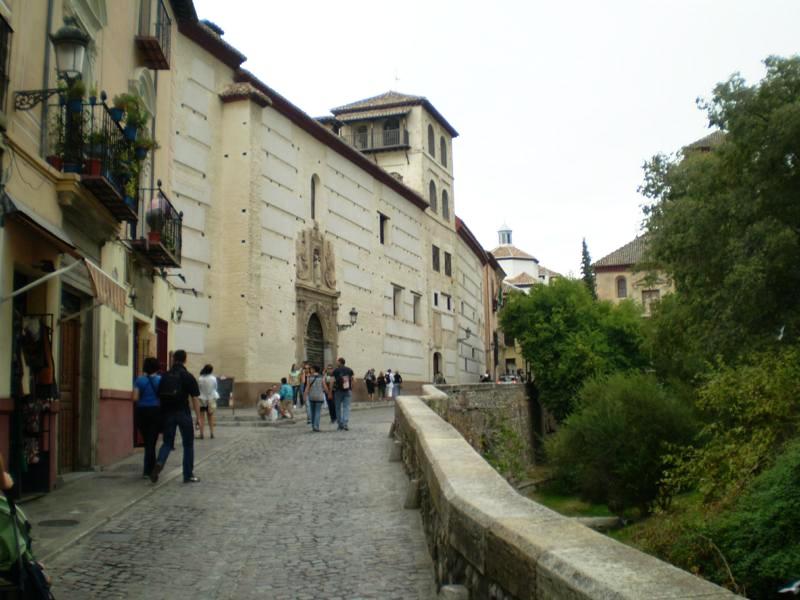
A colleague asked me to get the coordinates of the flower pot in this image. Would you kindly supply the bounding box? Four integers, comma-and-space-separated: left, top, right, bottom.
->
123, 125, 138, 142
66, 99, 83, 113
109, 107, 124, 122
135, 146, 148, 160
84, 158, 102, 176
148, 230, 162, 244
124, 195, 136, 210
63, 162, 81, 173
46, 155, 64, 171
89, 96, 97, 106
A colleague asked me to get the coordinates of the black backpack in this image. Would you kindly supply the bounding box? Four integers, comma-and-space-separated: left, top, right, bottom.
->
158, 368, 184, 411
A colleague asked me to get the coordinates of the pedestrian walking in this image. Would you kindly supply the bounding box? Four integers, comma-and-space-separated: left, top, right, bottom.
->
279, 377, 294, 419
197, 364, 219, 439
364, 368, 376, 401
392, 371, 402, 399
333, 357, 355, 431
301, 362, 312, 424
289, 363, 302, 408
385, 369, 394, 399
150, 350, 201, 484
324, 364, 337, 424
377, 370, 386, 399
303, 364, 329, 432
133, 357, 162, 479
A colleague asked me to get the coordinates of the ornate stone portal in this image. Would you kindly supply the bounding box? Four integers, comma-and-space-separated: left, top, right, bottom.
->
295, 224, 340, 366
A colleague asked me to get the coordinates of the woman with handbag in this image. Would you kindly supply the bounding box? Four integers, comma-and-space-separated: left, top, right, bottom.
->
303, 364, 329, 432
197, 364, 219, 439
133, 357, 162, 479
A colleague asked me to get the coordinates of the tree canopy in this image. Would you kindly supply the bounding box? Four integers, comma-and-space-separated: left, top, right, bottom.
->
641, 56, 800, 362
499, 278, 647, 420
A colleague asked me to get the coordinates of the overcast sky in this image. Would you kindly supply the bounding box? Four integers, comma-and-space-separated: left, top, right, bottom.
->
193, 0, 799, 276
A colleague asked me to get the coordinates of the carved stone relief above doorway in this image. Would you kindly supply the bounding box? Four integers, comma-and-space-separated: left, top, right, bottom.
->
295, 224, 340, 366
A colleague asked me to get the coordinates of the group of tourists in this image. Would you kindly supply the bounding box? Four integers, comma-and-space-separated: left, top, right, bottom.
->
284, 358, 355, 432
363, 368, 402, 401
132, 350, 219, 485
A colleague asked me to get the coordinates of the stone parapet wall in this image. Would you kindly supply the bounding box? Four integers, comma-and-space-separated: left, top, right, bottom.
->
393, 394, 738, 599
426, 383, 535, 466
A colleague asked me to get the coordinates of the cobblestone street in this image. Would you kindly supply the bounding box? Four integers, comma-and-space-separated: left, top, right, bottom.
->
45, 407, 436, 599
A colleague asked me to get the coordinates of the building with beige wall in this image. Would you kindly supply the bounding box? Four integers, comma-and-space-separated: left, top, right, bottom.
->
167, 10, 488, 403
593, 236, 673, 315
0, 0, 184, 494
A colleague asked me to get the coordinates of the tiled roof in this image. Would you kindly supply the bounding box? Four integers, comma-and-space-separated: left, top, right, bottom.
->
684, 130, 726, 152
593, 236, 648, 268
538, 265, 561, 278
506, 272, 538, 286
490, 245, 538, 262
337, 108, 411, 122
330, 90, 459, 137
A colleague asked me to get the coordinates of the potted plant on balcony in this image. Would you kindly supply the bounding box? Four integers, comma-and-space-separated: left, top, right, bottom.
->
124, 176, 139, 213
65, 80, 86, 113
46, 110, 65, 171
146, 195, 165, 244
134, 130, 158, 160
88, 83, 98, 106
112, 93, 148, 142
84, 131, 105, 176
109, 94, 126, 123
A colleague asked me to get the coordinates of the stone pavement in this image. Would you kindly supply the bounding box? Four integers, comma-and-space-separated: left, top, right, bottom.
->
39, 406, 436, 599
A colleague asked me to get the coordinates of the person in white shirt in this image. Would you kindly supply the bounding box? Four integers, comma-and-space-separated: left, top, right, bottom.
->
197, 364, 219, 439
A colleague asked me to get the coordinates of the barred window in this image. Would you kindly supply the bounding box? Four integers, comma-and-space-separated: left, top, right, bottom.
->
444, 252, 452, 276
429, 180, 437, 213
432, 245, 440, 272
440, 137, 447, 167
442, 189, 450, 221
427, 124, 435, 156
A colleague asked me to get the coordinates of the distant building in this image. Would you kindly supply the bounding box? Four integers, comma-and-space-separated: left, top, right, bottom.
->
592, 236, 672, 315
489, 225, 559, 293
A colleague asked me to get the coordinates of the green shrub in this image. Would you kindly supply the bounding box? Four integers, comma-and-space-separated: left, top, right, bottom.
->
546, 372, 697, 515
669, 346, 800, 503
628, 439, 800, 597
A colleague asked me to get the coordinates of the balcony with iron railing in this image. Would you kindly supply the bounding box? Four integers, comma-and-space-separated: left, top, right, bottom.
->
341, 128, 410, 152
128, 182, 182, 268
136, 0, 171, 69
47, 98, 139, 222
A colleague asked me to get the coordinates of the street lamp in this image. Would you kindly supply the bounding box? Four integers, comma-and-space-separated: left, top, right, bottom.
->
171, 306, 183, 323
337, 307, 358, 331
14, 19, 90, 110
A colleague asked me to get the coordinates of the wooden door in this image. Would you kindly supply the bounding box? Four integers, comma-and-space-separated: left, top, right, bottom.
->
58, 319, 80, 473
155, 317, 168, 373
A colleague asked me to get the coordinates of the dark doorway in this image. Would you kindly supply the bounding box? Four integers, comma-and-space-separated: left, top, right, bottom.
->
155, 317, 168, 373
305, 314, 324, 368
433, 352, 442, 379
58, 291, 82, 473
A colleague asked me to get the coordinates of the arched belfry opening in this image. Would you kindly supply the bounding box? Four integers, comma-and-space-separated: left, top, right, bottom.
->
305, 314, 325, 368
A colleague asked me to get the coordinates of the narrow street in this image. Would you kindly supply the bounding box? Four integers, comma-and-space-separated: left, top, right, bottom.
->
44, 407, 435, 599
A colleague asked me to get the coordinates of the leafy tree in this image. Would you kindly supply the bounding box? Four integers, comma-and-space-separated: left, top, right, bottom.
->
499, 278, 647, 420
546, 372, 697, 515
580, 238, 597, 299
641, 56, 800, 362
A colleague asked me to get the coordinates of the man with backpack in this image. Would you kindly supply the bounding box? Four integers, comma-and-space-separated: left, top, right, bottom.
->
332, 357, 355, 431
150, 350, 201, 484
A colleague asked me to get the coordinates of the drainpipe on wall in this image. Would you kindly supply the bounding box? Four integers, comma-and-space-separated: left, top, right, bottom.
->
39, 0, 55, 158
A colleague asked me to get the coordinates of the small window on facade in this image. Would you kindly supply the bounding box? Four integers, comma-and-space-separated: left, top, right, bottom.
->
310, 175, 318, 220
429, 180, 438, 213
412, 293, 421, 324
444, 252, 452, 276
379, 212, 389, 245
442, 190, 449, 221
440, 137, 447, 167
460, 301, 465, 314
434, 292, 439, 307
428, 124, 435, 156
642, 289, 661, 315
445, 294, 452, 311
393, 285, 402, 317
432, 245, 440, 272
616, 276, 627, 298
0, 17, 11, 112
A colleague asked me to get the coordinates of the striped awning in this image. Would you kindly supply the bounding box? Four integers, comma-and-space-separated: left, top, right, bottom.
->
84, 259, 127, 315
